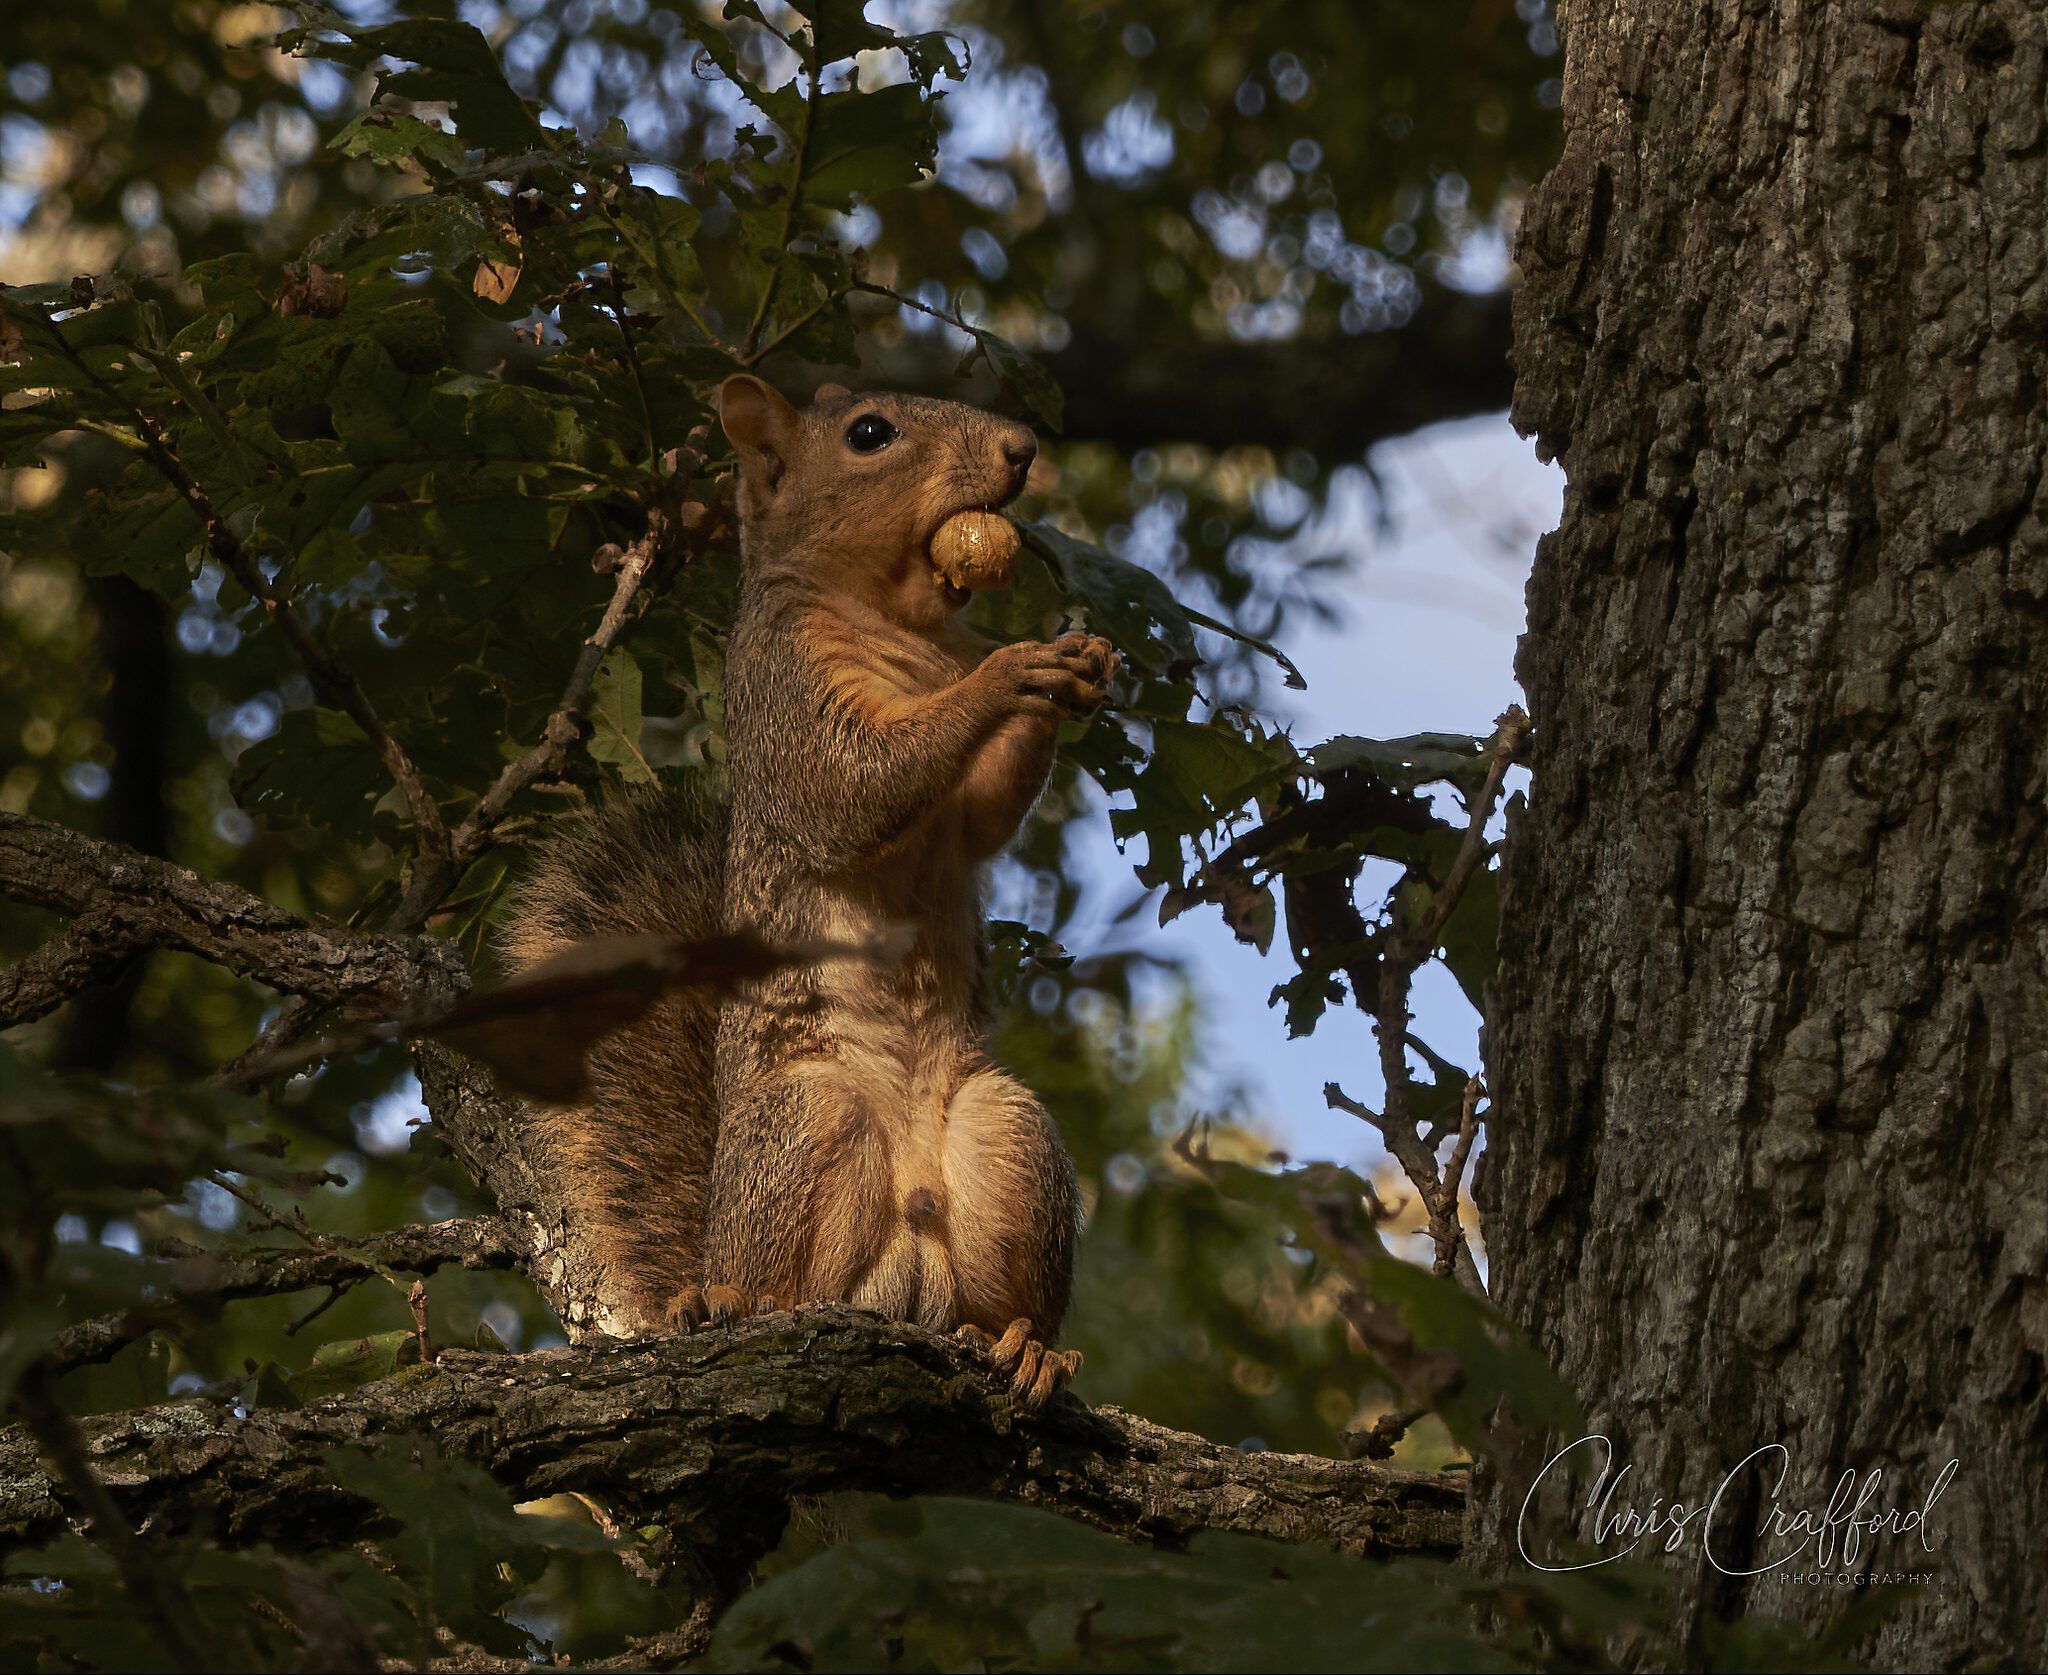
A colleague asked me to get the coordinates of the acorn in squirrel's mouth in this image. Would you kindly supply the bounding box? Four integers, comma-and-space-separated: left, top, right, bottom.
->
929, 507, 1022, 605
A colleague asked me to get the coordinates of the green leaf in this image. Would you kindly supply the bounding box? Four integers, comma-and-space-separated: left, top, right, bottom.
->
1270, 964, 1349, 1038
1436, 862, 1499, 1010
236, 706, 387, 831
331, 110, 470, 177
985, 919, 1075, 1005
971, 322, 1065, 431
701, 1498, 1517, 1674
791, 0, 895, 66
804, 84, 936, 210
1184, 1148, 1583, 1457
322, 1438, 619, 1651
1109, 717, 1300, 889
183, 253, 269, 311
79, 467, 205, 595
289, 20, 548, 155
295, 524, 365, 590
1022, 521, 1199, 676
1311, 733, 1493, 799
587, 647, 655, 783
0, 397, 88, 467
295, 1328, 416, 1402
328, 339, 454, 461
902, 29, 969, 87
0, 284, 157, 394
680, 12, 805, 135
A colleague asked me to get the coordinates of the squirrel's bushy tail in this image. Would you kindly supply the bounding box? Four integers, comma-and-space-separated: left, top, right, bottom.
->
499, 780, 727, 1330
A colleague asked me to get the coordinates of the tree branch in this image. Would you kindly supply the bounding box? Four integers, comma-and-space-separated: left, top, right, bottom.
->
46, 1216, 527, 1374
0, 1310, 1466, 1584
1327, 705, 1527, 1298
0, 814, 465, 1022
1049, 283, 1513, 455
1435, 1078, 1482, 1282
863, 282, 1514, 456
0, 902, 153, 1028
1326, 1078, 1488, 1300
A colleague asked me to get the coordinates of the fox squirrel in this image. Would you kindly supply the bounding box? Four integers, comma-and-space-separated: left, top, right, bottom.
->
501, 376, 1117, 1409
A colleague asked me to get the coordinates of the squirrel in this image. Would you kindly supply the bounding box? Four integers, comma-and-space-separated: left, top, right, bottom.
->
500, 376, 1119, 1410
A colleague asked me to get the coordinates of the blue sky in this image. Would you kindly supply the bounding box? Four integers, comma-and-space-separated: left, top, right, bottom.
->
1061, 413, 1560, 1169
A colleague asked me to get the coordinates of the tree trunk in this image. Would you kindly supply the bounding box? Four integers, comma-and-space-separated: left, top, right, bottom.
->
1480, 2, 2047, 1668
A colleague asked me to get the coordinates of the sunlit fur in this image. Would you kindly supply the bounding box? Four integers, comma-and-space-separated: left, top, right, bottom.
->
502, 379, 1114, 1378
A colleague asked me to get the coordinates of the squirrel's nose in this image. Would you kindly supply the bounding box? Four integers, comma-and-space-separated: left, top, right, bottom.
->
1002, 432, 1038, 474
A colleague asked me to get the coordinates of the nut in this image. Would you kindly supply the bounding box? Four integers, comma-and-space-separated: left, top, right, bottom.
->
930, 511, 1022, 592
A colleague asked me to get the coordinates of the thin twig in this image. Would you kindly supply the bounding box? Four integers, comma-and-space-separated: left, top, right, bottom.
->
207, 1171, 329, 1245
1431, 1078, 1484, 1280
851, 277, 979, 340
1325, 1079, 1486, 1298
281, 1284, 352, 1339
46, 1217, 527, 1372
1343, 1403, 1432, 1462
224, 444, 726, 1074
408, 1279, 433, 1364
1360, 1175, 1404, 1225
592, 190, 729, 355
214, 998, 320, 1091
450, 532, 654, 864
741, 290, 838, 367
420, 435, 722, 887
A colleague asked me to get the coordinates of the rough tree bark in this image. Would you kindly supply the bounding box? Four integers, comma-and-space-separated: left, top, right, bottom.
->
1, 1311, 1464, 1580
1482, 1, 2046, 1668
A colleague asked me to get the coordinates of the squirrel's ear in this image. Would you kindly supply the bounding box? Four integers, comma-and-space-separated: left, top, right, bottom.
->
812, 382, 851, 405
718, 375, 799, 492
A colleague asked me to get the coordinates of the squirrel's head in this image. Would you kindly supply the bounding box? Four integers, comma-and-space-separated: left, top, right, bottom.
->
717, 375, 1037, 629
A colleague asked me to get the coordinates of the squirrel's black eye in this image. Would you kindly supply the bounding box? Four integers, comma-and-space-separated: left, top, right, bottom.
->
845, 414, 898, 454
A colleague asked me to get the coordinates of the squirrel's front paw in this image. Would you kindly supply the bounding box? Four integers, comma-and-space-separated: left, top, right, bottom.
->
959, 1317, 1082, 1414
985, 633, 1119, 719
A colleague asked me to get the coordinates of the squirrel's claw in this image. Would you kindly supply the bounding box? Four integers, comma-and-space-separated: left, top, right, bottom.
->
1025, 1346, 1082, 1412
665, 1284, 709, 1332
970, 1317, 1080, 1414
703, 1282, 750, 1324
673, 1284, 784, 1331
987, 1317, 1033, 1375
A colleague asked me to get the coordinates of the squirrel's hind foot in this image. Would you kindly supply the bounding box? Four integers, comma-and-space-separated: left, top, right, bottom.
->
666, 1283, 783, 1330
959, 1318, 1081, 1414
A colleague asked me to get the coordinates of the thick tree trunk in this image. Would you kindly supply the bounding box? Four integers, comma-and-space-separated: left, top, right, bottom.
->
1481, 2, 2047, 1669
